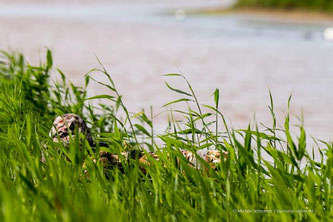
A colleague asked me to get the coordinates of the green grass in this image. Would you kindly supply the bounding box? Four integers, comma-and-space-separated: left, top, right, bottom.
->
0, 50, 332, 221
236, 0, 333, 13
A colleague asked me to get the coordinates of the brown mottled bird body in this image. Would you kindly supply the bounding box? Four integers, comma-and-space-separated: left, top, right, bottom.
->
50, 114, 227, 173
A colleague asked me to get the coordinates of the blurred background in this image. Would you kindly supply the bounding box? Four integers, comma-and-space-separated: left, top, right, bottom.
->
1, 0, 333, 141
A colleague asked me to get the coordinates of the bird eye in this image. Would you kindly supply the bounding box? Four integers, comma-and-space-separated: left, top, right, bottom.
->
69, 123, 75, 131
60, 133, 68, 138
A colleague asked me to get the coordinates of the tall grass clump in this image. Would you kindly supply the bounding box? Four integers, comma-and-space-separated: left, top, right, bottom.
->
236, 0, 333, 13
0, 50, 332, 221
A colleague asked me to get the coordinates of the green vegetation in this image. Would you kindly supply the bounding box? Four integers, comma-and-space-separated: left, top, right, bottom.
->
236, 0, 333, 12
0, 50, 332, 221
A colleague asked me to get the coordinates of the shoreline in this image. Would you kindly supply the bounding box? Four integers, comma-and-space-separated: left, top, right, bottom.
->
197, 7, 333, 24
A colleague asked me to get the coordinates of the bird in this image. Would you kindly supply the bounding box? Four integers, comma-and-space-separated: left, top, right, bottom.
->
49, 113, 94, 146
49, 114, 227, 174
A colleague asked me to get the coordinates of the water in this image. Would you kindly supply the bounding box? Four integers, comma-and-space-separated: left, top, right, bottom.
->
0, 0, 333, 142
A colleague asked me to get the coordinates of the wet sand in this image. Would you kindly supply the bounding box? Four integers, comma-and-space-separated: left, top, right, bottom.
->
1, 0, 333, 142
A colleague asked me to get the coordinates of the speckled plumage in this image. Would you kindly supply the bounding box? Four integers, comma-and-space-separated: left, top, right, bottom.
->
49, 114, 93, 146
50, 114, 227, 173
